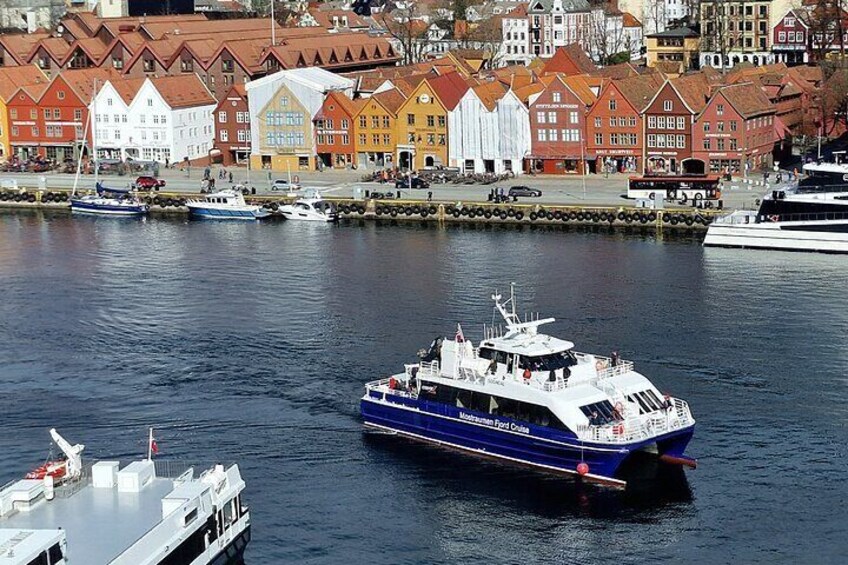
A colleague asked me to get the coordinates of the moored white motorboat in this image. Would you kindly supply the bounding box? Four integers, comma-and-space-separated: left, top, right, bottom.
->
186, 189, 271, 220
361, 286, 697, 488
704, 159, 848, 253
277, 195, 337, 222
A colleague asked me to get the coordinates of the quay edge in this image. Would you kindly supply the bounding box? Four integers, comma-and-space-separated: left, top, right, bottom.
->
0, 188, 722, 229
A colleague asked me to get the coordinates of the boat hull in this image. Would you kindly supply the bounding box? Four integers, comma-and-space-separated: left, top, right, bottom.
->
361, 393, 694, 485
70, 200, 148, 216
187, 206, 270, 220
704, 220, 848, 253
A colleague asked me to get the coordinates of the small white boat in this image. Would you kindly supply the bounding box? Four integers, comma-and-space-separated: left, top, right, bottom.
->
278, 196, 338, 222
186, 189, 271, 220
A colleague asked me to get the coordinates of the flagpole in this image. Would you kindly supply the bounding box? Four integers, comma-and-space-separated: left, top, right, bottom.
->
147, 427, 153, 461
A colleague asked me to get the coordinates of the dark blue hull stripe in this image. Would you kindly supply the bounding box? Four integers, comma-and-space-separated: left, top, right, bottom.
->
362, 397, 694, 480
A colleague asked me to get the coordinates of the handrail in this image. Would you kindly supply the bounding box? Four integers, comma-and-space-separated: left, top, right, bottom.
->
578, 398, 694, 444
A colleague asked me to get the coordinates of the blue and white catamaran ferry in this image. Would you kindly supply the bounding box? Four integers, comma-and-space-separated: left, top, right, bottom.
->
361, 287, 697, 487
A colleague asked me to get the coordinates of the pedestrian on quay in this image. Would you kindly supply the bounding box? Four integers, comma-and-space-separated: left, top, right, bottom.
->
228, 171, 233, 184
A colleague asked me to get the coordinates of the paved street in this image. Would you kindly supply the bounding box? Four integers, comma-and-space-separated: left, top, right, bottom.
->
0, 165, 785, 210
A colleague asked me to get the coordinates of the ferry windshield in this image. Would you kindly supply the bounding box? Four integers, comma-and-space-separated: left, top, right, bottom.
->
520, 351, 577, 371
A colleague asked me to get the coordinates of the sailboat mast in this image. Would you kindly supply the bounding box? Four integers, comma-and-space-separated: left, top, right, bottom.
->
91, 78, 98, 186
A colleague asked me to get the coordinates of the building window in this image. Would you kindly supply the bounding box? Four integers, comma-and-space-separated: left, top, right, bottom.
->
30, 109, 37, 119
220, 129, 228, 142
717, 139, 725, 151
438, 115, 446, 128
610, 116, 616, 127
75, 109, 82, 121
537, 111, 546, 124
609, 99, 616, 111
717, 121, 725, 132
677, 116, 685, 130
730, 139, 737, 150
595, 133, 603, 145
547, 111, 556, 123
549, 129, 558, 141
143, 58, 155, 72
610, 133, 618, 145
427, 133, 435, 145
553, 92, 561, 103
382, 116, 390, 128
629, 116, 636, 127
341, 118, 349, 130
43, 108, 50, 120
647, 134, 656, 147
407, 114, 415, 126
538, 129, 547, 142
703, 121, 710, 132
703, 139, 711, 150
663, 100, 672, 112
359, 115, 366, 128
594, 117, 601, 128
219, 112, 226, 123
677, 135, 685, 149
730, 121, 738, 132
383, 134, 391, 145
426, 115, 435, 127
648, 115, 656, 128
778, 31, 786, 43
658, 116, 665, 129
717, 104, 724, 116
359, 133, 366, 145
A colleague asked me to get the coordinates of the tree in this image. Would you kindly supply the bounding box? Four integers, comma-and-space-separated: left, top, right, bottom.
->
797, 1, 848, 64
702, 0, 731, 72
462, 16, 506, 68
377, 3, 433, 65
589, 5, 628, 65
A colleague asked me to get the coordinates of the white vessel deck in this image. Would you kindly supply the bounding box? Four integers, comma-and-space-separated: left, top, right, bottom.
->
1, 473, 176, 564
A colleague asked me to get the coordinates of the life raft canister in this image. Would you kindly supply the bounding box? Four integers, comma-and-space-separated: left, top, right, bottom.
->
388, 377, 397, 390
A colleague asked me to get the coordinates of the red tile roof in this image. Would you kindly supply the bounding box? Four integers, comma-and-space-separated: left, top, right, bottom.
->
0, 65, 48, 102
150, 75, 216, 108
541, 44, 597, 76
716, 82, 777, 118
428, 71, 471, 111
370, 88, 407, 116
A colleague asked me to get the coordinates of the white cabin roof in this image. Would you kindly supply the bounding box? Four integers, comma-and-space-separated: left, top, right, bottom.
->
0, 529, 63, 565
480, 332, 574, 356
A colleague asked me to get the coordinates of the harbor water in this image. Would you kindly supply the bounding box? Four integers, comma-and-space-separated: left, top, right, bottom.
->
0, 213, 846, 564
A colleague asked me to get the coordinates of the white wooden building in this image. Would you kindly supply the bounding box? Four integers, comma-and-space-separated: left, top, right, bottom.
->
92, 75, 217, 164
448, 84, 530, 175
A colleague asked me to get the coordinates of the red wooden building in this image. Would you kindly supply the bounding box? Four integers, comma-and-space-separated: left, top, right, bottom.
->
7, 68, 115, 161
693, 82, 776, 175
586, 73, 664, 174
526, 75, 595, 174
213, 84, 250, 166
642, 74, 710, 175
314, 90, 361, 169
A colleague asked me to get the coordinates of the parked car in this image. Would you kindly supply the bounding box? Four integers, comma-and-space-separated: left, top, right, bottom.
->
134, 176, 166, 190
395, 177, 430, 189
271, 179, 302, 191
508, 185, 542, 198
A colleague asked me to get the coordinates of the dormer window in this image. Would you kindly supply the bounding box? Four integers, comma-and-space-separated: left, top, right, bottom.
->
222, 59, 234, 73
181, 58, 193, 72
143, 58, 155, 72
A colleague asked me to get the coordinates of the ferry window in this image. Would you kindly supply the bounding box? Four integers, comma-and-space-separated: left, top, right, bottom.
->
478, 347, 507, 364
469, 392, 491, 413
456, 389, 473, 409
579, 400, 616, 421
27, 552, 48, 565
48, 544, 63, 564
521, 351, 576, 371
627, 393, 651, 414
184, 507, 198, 526
434, 385, 459, 405
223, 499, 234, 525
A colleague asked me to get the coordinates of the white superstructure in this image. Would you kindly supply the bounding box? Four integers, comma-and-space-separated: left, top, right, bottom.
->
0, 430, 250, 565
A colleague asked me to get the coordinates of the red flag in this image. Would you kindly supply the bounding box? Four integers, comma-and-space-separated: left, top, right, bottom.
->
455, 323, 465, 342
150, 436, 159, 455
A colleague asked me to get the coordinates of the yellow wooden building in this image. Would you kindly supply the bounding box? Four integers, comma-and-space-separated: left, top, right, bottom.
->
249, 82, 315, 172
0, 66, 49, 161
352, 88, 406, 169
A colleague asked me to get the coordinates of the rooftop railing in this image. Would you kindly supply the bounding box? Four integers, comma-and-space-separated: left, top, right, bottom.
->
578, 398, 695, 444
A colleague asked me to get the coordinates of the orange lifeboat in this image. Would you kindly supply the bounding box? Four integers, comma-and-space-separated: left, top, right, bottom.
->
25, 459, 68, 482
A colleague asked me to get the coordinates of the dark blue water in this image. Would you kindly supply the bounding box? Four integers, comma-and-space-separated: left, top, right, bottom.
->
1, 213, 846, 564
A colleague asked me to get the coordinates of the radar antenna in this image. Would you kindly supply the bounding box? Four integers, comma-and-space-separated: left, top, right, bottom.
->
492, 283, 555, 337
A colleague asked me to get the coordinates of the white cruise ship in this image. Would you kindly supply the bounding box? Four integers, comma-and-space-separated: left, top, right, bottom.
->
0, 429, 250, 565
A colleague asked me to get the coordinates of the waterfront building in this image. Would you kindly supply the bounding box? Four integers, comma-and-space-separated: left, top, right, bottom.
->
501, 3, 532, 66
586, 72, 664, 174
246, 68, 354, 172
642, 74, 710, 175
645, 27, 700, 75
213, 84, 251, 167
314, 90, 361, 169
450, 82, 511, 175
699, 0, 781, 69
6, 67, 115, 162
93, 74, 217, 164
526, 74, 595, 174
0, 66, 49, 161
692, 82, 777, 175
352, 87, 404, 170
395, 73, 468, 170
771, 9, 810, 66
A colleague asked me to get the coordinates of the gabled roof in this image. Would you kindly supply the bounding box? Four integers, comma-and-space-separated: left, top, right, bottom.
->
320, 89, 358, 118
149, 75, 216, 108
591, 62, 640, 80
51, 68, 120, 104
541, 44, 597, 76
427, 71, 471, 111
714, 82, 775, 119
0, 65, 48, 102
139, 18, 281, 41
513, 81, 546, 104
611, 73, 665, 113
561, 75, 597, 106
370, 88, 407, 116
0, 32, 52, 65
669, 72, 711, 113
622, 12, 642, 28
107, 77, 147, 105
33, 37, 73, 63
472, 80, 507, 111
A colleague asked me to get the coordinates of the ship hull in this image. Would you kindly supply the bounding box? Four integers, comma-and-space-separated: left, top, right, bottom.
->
361, 393, 694, 486
704, 221, 848, 253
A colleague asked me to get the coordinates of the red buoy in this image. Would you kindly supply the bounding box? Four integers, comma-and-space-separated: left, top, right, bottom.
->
577, 462, 589, 476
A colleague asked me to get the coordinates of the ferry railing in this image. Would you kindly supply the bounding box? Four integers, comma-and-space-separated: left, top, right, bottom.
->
579, 398, 695, 444
594, 358, 634, 381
